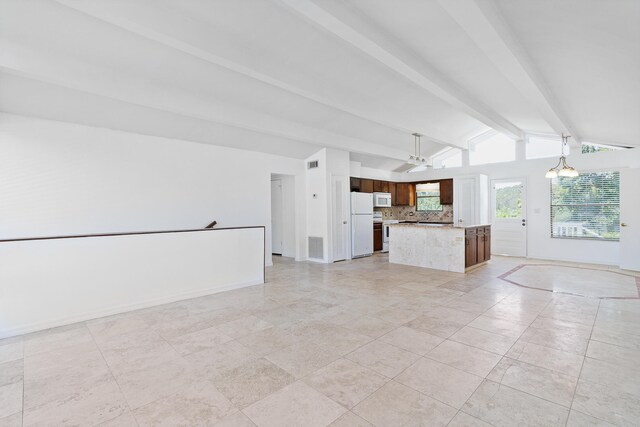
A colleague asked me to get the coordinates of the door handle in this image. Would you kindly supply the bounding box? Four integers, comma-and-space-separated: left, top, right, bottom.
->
343, 221, 348, 224
621, 223, 628, 227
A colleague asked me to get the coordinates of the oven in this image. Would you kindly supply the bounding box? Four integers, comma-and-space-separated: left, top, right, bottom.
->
382, 220, 398, 252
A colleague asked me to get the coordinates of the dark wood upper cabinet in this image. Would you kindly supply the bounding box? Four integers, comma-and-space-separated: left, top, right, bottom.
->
360, 179, 374, 193
350, 177, 446, 208
350, 177, 361, 192
388, 182, 396, 206
439, 179, 453, 205
395, 183, 415, 206
373, 180, 389, 193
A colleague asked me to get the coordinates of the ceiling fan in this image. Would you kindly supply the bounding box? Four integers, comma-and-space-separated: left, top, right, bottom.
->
393, 133, 433, 173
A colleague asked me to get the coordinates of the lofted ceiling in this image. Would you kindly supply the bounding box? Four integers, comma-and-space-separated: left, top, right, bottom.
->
0, 0, 638, 169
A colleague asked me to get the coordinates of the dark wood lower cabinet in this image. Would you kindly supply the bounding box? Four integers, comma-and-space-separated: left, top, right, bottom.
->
465, 226, 491, 268
465, 230, 477, 268
373, 222, 383, 251
483, 229, 491, 261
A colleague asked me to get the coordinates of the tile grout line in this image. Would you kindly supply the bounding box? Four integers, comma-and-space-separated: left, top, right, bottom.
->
84, 324, 141, 427
565, 298, 600, 427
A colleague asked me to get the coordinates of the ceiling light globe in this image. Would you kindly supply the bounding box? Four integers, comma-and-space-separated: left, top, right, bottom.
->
545, 169, 558, 179
558, 168, 573, 177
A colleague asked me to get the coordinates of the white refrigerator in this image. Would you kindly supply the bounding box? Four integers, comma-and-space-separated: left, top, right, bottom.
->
351, 192, 373, 258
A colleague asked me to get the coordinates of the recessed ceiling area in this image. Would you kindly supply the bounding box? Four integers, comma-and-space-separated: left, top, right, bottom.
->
0, 0, 638, 167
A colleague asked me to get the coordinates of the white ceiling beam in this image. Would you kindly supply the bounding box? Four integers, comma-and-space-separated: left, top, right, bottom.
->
275, 0, 524, 141
52, 0, 460, 150
438, 0, 581, 145
0, 63, 409, 161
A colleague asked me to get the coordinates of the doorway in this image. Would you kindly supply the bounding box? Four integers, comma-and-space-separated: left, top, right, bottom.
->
271, 179, 283, 255
491, 178, 527, 256
620, 168, 640, 271
270, 174, 297, 260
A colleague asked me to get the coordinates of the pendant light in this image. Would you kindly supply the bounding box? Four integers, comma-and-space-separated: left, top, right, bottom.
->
545, 134, 578, 178
408, 133, 427, 165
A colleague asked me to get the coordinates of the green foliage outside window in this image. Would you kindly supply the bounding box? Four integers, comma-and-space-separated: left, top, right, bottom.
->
551, 171, 620, 240
495, 185, 522, 218
416, 183, 442, 212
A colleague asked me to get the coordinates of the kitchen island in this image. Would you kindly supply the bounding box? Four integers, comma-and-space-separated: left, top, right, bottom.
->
388, 223, 491, 273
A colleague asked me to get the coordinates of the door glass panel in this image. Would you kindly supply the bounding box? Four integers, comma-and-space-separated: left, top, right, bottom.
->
494, 182, 523, 219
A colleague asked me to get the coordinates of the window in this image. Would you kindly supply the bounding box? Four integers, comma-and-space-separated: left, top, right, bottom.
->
469, 132, 516, 165
494, 182, 523, 219
582, 142, 629, 154
432, 148, 462, 169
550, 171, 620, 240
416, 183, 442, 212
526, 135, 567, 160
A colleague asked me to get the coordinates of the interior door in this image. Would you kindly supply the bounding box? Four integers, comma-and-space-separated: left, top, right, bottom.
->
332, 175, 349, 262
620, 168, 640, 271
270, 180, 283, 255
491, 178, 527, 256
455, 177, 476, 226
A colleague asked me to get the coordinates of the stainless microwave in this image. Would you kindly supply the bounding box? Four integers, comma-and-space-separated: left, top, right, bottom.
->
373, 192, 392, 208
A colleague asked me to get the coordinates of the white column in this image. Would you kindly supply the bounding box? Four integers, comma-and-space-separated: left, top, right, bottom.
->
461, 149, 470, 167
515, 137, 526, 161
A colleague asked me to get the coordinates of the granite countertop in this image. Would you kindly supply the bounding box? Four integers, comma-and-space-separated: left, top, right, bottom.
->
389, 223, 454, 228
389, 223, 491, 229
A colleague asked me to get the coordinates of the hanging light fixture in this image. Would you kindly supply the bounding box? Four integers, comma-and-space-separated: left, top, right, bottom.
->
408, 133, 427, 165
545, 134, 578, 178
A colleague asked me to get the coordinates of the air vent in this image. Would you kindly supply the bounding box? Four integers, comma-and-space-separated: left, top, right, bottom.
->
308, 236, 323, 259
307, 160, 319, 169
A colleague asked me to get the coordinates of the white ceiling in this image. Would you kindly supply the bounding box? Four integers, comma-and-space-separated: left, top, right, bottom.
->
1, 0, 638, 168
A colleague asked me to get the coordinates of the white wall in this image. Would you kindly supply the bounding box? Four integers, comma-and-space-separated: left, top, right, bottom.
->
305, 149, 327, 261
405, 149, 640, 266
350, 161, 404, 182
0, 227, 264, 338
303, 147, 351, 262
0, 113, 307, 265
326, 148, 351, 262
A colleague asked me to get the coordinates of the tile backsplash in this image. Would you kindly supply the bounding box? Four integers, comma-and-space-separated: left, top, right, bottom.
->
375, 205, 453, 223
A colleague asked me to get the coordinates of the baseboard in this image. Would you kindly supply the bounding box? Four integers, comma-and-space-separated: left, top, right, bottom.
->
305, 257, 327, 264
0, 279, 264, 340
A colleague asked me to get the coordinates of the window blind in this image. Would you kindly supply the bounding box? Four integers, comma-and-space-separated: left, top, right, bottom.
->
550, 171, 620, 240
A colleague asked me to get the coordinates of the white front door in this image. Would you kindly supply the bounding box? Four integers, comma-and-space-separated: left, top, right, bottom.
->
620, 168, 640, 271
331, 175, 349, 262
270, 180, 283, 255
491, 178, 527, 256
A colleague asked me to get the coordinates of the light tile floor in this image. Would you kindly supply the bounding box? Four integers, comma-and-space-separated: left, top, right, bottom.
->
1, 255, 639, 426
